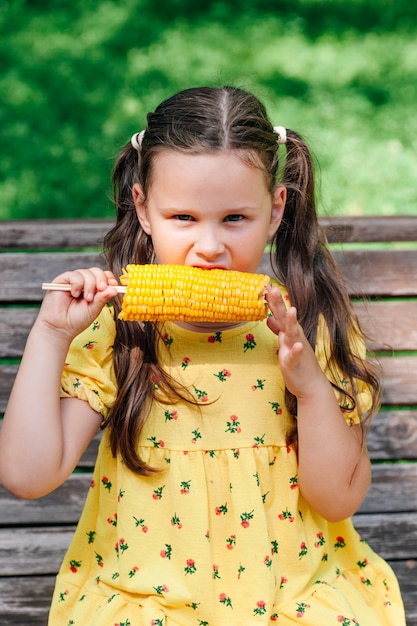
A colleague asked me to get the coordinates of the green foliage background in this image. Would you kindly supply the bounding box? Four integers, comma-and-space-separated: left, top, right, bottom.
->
1, 0, 416, 219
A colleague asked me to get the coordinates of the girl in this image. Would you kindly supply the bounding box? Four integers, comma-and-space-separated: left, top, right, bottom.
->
0, 86, 405, 625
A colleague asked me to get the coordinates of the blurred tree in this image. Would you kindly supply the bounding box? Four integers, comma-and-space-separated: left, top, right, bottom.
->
0, 0, 416, 219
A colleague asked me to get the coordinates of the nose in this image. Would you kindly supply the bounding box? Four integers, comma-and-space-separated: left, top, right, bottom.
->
194, 226, 225, 260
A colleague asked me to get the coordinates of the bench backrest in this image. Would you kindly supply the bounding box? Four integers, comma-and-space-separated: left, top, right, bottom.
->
0, 216, 416, 624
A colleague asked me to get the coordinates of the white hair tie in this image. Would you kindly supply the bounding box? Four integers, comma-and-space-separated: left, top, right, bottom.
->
273, 126, 287, 145
131, 130, 145, 151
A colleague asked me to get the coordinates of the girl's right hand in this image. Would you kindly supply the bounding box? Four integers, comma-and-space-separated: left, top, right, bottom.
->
37, 267, 119, 340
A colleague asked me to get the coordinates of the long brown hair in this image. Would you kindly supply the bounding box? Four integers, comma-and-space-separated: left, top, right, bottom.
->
103, 85, 380, 474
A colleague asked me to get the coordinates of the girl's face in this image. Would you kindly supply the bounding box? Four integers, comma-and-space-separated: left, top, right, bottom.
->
133, 150, 285, 274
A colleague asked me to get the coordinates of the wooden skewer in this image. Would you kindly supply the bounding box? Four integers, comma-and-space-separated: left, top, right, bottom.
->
42, 283, 127, 293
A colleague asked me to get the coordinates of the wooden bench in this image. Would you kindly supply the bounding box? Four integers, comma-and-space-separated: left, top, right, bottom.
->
1, 217, 417, 624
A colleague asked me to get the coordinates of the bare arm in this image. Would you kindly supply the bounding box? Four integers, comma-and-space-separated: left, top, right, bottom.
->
0, 268, 118, 499
266, 287, 371, 522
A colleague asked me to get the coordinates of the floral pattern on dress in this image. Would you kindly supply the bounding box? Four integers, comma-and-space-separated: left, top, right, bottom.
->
48, 302, 405, 626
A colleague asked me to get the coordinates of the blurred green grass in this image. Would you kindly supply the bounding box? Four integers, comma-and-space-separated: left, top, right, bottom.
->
1, 1, 416, 219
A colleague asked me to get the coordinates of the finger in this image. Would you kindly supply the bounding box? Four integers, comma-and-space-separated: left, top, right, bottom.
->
265, 286, 287, 323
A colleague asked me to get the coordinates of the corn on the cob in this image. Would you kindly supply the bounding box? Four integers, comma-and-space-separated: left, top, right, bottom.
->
118, 264, 270, 322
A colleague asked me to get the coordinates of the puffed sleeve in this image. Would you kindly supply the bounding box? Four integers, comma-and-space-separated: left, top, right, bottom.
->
60, 304, 118, 418
315, 314, 374, 425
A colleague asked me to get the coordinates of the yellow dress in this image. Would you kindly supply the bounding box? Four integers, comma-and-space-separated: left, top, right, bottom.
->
49, 299, 406, 625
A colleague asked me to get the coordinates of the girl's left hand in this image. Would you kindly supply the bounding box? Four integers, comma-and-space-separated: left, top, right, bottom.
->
265, 286, 325, 399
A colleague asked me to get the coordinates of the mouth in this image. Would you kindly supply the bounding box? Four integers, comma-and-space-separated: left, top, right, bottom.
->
193, 265, 228, 271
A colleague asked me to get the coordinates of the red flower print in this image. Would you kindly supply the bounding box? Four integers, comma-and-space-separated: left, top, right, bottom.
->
184, 558, 197, 574
107, 513, 117, 527
295, 602, 310, 617
171, 513, 182, 528
164, 409, 179, 421
191, 428, 202, 443
101, 476, 112, 491
181, 357, 190, 369
162, 333, 173, 346
212, 564, 220, 579
152, 485, 165, 500
83, 341, 97, 350
128, 566, 139, 578
289, 475, 298, 489
215, 503, 228, 515
251, 378, 266, 390
314, 532, 325, 547
147, 436, 165, 448
219, 593, 233, 607
334, 536, 346, 549
214, 368, 231, 381
226, 534, 236, 550
243, 333, 256, 351
240, 510, 254, 528
193, 385, 208, 402
278, 508, 294, 522
225, 415, 241, 434
269, 401, 282, 414
264, 555, 272, 569
160, 544, 172, 559
180, 480, 191, 494
58, 589, 69, 602
208, 331, 222, 343
115, 538, 129, 555
69, 559, 81, 573
253, 600, 267, 616
298, 542, 308, 559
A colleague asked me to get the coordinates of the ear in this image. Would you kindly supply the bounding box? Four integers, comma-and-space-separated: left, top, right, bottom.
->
268, 185, 286, 237
132, 183, 152, 235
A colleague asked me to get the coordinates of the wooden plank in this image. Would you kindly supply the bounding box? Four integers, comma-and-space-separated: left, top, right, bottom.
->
0, 251, 105, 302
351, 512, 417, 560
0, 576, 55, 625
0, 473, 91, 525
380, 356, 417, 405
0, 307, 38, 357
0, 526, 75, 575
0, 219, 114, 250
358, 463, 417, 514
367, 410, 417, 461
356, 301, 417, 352
258, 249, 417, 297
332, 249, 417, 297
320, 215, 417, 244
0, 565, 415, 625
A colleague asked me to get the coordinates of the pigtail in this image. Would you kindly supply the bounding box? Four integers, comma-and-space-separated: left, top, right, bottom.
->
103, 142, 193, 475
271, 130, 381, 435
